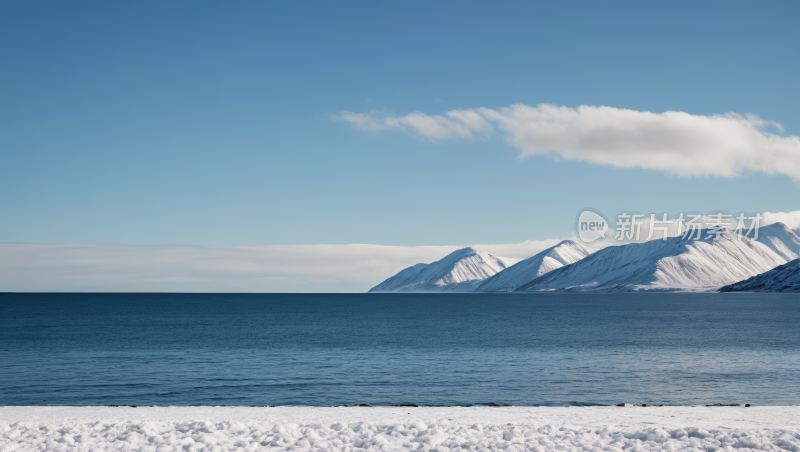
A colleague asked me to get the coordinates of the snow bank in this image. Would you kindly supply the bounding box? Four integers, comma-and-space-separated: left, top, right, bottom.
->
3, 406, 800, 451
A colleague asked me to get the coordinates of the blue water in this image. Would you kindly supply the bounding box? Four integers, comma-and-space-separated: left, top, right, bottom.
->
1, 292, 799, 406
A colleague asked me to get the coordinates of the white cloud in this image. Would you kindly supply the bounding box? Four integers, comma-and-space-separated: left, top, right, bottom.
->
764, 211, 800, 230
0, 240, 558, 293
386, 112, 473, 140
337, 104, 800, 181
334, 111, 386, 131
445, 109, 493, 133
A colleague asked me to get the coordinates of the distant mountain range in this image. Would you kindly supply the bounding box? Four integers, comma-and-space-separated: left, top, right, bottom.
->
369, 222, 800, 293
368, 247, 519, 293
476, 240, 593, 292
515, 227, 785, 292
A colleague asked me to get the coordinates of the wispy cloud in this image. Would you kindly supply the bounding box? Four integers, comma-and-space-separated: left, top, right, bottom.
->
336, 104, 800, 181
334, 111, 386, 131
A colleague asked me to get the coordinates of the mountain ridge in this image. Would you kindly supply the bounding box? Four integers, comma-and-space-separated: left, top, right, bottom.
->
745, 222, 800, 261
368, 247, 519, 293
515, 229, 787, 292
476, 239, 593, 292
719, 258, 800, 292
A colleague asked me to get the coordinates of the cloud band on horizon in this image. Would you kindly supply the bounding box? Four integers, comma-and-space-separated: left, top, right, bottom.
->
336, 104, 800, 181
0, 240, 562, 293
1, 211, 798, 293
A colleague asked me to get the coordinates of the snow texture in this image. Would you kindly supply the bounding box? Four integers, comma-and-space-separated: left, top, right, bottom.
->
368, 248, 519, 293
516, 229, 788, 292
744, 222, 800, 262
3, 406, 800, 451
476, 240, 593, 292
719, 258, 800, 293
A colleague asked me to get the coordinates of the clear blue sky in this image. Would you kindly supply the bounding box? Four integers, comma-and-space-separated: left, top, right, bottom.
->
1, 1, 798, 246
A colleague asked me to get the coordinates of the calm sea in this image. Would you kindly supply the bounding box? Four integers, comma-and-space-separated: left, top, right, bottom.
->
1, 293, 799, 406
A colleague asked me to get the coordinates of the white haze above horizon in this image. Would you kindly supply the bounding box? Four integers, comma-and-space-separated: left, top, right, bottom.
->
2, 211, 799, 293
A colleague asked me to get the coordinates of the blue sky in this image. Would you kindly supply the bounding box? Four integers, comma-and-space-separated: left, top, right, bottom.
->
2, 1, 799, 247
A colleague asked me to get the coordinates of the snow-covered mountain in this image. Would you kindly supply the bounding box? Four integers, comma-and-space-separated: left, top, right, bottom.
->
368, 247, 520, 293
515, 229, 788, 292
743, 222, 800, 261
476, 239, 593, 292
719, 258, 800, 292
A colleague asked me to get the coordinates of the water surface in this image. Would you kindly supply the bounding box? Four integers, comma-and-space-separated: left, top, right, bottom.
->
1, 292, 798, 406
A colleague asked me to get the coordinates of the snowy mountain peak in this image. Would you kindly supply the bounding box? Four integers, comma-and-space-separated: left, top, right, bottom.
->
745, 222, 800, 261
442, 246, 480, 259
476, 239, 593, 292
368, 247, 520, 293
515, 229, 789, 292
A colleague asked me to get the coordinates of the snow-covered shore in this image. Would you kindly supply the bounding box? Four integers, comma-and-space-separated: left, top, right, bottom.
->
2, 406, 800, 451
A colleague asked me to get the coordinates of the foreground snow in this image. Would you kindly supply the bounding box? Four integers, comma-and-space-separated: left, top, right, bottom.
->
3, 406, 800, 451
